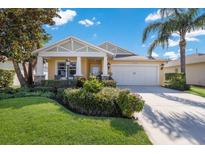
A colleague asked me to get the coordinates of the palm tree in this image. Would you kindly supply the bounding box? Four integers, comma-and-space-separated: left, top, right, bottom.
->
142, 8, 205, 83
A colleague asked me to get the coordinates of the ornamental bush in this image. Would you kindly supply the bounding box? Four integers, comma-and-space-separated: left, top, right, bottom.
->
102, 80, 117, 87
61, 87, 144, 118
83, 79, 104, 93
165, 73, 190, 90
117, 90, 144, 117
40, 79, 77, 88
0, 69, 15, 88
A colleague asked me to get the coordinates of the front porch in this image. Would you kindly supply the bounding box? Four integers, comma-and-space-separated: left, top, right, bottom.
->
33, 36, 114, 83
35, 56, 110, 82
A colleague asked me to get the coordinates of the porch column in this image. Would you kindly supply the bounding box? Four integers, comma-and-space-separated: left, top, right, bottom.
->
75, 56, 83, 76
102, 55, 109, 78
34, 56, 45, 84
36, 56, 44, 76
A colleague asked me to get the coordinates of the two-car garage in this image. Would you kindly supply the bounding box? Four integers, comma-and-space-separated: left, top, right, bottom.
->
111, 64, 160, 85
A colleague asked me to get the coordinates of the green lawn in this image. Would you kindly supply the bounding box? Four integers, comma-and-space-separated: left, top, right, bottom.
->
0, 97, 151, 144
187, 86, 205, 98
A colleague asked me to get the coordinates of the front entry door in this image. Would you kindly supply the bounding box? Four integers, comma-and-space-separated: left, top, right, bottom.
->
90, 65, 100, 75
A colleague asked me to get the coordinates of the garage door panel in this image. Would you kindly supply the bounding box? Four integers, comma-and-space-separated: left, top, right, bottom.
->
111, 64, 159, 85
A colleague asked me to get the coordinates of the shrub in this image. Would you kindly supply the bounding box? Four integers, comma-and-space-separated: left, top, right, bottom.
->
0, 87, 55, 100
102, 80, 117, 87
117, 90, 145, 118
165, 73, 190, 90
29, 86, 54, 92
83, 79, 104, 93
0, 69, 15, 88
61, 87, 121, 116
61, 87, 144, 118
76, 77, 86, 88
40, 80, 77, 88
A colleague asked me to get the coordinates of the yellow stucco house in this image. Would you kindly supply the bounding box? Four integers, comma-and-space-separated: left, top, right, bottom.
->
164, 53, 205, 86
33, 36, 166, 85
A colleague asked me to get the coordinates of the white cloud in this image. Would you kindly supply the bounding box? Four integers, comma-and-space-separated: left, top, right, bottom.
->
78, 19, 94, 27
151, 35, 155, 39
164, 51, 179, 60
152, 52, 159, 58
96, 21, 101, 25
168, 39, 179, 47
142, 44, 146, 48
92, 33, 97, 38
145, 9, 161, 22
78, 18, 101, 27
169, 29, 205, 46
187, 48, 193, 52
53, 9, 77, 26
51, 27, 58, 30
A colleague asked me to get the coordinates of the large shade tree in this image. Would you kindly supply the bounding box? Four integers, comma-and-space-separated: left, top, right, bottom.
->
0, 9, 59, 87
142, 8, 205, 84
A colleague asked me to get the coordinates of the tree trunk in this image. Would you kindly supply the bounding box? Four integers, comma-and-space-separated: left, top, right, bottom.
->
22, 62, 28, 81
12, 60, 27, 87
27, 60, 33, 87
179, 32, 187, 83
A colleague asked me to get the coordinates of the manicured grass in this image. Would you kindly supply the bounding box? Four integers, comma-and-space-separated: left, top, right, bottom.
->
0, 97, 151, 144
187, 86, 205, 98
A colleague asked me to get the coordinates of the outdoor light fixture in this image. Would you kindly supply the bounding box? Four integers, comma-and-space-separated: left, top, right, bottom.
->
160, 64, 164, 70
107, 62, 111, 70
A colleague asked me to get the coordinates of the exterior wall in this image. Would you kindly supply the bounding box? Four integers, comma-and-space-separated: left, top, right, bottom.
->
47, 57, 103, 79
46, 57, 165, 85
164, 62, 205, 86
0, 61, 21, 86
109, 60, 165, 85
48, 57, 77, 80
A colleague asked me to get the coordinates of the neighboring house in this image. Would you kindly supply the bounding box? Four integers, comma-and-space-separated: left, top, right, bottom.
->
0, 61, 20, 86
164, 53, 205, 86
0, 61, 48, 87
33, 36, 166, 86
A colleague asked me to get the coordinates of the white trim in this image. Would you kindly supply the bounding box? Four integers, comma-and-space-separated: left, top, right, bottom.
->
55, 59, 77, 78
39, 51, 106, 57
111, 64, 160, 85
75, 46, 87, 51
32, 36, 114, 56
98, 42, 135, 55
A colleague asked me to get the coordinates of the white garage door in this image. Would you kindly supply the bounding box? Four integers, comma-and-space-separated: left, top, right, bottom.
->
111, 64, 159, 85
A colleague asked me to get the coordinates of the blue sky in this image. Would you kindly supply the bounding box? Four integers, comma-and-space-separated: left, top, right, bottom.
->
45, 8, 205, 60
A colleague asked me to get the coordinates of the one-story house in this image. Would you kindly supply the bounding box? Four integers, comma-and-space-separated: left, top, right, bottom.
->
33, 36, 166, 86
164, 53, 205, 86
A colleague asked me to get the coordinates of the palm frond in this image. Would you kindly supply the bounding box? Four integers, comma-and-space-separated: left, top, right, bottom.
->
192, 12, 205, 29
142, 22, 162, 43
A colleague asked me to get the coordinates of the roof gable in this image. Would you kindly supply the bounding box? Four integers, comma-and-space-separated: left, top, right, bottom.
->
32, 36, 114, 56
98, 42, 136, 55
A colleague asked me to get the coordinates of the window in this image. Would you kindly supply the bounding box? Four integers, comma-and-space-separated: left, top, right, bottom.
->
57, 61, 76, 78
57, 62, 66, 77
69, 62, 76, 77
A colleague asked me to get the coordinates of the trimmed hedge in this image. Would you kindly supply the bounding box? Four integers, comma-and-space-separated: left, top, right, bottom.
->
0, 69, 15, 88
0, 87, 55, 100
165, 73, 190, 90
40, 80, 77, 88
60, 86, 144, 118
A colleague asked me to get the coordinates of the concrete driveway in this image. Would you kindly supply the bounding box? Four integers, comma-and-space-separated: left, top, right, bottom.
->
120, 86, 205, 145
